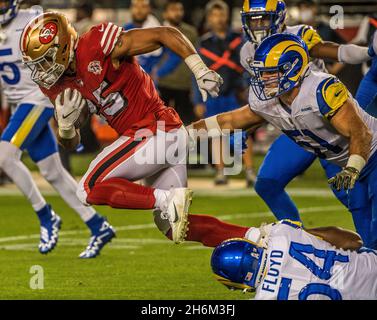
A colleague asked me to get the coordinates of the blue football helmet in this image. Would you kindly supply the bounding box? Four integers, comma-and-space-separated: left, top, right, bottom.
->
211, 238, 267, 293
0, 0, 20, 25
249, 33, 309, 101
241, 0, 287, 44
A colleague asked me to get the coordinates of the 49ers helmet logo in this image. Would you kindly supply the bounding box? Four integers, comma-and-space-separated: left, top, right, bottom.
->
39, 22, 58, 44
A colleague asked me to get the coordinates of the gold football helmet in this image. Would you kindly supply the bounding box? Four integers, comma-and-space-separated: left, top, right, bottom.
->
20, 11, 78, 89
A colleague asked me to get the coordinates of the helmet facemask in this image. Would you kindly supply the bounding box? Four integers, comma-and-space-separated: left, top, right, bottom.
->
249, 58, 301, 101
24, 46, 66, 89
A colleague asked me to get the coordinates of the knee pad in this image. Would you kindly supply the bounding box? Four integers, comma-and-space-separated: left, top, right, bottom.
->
153, 210, 171, 235
254, 177, 283, 198
0, 141, 22, 168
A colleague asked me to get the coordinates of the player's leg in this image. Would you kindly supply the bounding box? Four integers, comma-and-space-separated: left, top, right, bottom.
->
348, 180, 372, 247
146, 164, 249, 247
254, 135, 316, 221
0, 104, 61, 254
77, 128, 192, 243
27, 123, 115, 258
319, 159, 349, 208
366, 167, 377, 249
356, 63, 377, 112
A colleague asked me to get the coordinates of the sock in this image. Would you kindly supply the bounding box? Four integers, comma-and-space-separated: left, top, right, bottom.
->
167, 214, 249, 247
0, 142, 47, 211
37, 154, 96, 222
87, 177, 156, 209
36, 204, 53, 223
86, 214, 105, 233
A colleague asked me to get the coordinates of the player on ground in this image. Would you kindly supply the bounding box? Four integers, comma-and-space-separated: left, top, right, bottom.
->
238, 0, 377, 224
19, 11, 256, 247
211, 219, 377, 300
188, 33, 377, 249
0, 2, 115, 258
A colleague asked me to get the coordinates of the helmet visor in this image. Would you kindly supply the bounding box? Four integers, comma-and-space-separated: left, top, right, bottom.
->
242, 11, 277, 43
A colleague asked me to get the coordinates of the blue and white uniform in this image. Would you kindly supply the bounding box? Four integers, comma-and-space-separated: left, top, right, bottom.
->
0, 8, 57, 161
240, 24, 347, 222
246, 220, 377, 300
248, 69, 377, 247
0, 8, 115, 258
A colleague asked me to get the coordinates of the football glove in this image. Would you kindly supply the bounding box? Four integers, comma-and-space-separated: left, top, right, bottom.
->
196, 68, 224, 102
328, 166, 360, 191
55, 88, 86, 139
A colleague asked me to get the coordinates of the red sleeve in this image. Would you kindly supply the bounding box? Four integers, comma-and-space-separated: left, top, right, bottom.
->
84, 22, 123, 57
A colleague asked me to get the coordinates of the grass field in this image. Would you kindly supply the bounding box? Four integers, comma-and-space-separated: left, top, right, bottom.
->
0, 156, 353, 300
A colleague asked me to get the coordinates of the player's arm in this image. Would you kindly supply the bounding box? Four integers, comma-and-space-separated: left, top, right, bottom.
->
110, 27, 223, 102
53, 88, 87, 151
306, 226, 363, 251
328, 98, 372, 190
187, 105, 265, 137
300, 25, 376, 64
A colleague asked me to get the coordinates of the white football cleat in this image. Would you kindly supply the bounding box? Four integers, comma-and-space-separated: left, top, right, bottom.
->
162, 188, 193, 244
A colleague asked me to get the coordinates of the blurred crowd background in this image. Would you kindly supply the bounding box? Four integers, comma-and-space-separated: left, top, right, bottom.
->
1, 0, 377, 186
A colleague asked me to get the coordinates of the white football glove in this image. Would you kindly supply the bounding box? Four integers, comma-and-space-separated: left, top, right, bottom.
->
196, 68, 224, 102
185, 54, 224, 102
55, 88, 86, 139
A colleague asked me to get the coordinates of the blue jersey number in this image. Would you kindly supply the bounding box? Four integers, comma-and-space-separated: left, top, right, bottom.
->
282, 129, 342, 159
277, 242, 349, 300
0, 48, 21, 85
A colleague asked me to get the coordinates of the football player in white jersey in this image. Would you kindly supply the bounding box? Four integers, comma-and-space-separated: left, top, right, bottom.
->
235, 0, 377, 238
0, 1, 115, 258
211, 219, 377, 300
188, 33, 377, 249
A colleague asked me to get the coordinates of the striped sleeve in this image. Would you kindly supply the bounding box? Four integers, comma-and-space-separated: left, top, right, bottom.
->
99, 22, 123, 56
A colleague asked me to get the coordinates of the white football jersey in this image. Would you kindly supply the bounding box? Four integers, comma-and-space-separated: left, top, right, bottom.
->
0, 8, 52, 107
246, 220, 377, 300
240, 24, 327, 74
248, 70, 377, 168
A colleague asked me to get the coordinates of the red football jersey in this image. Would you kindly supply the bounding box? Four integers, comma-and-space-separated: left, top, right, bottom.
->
41, 22, 182, 136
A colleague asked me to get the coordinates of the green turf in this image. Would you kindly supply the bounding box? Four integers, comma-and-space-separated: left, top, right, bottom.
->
0, 189, 351, 299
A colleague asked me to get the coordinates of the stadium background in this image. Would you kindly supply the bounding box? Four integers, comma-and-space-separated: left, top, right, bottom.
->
0, 0, 375, 299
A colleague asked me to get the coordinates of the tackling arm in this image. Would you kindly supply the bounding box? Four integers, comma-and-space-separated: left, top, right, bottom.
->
306, 226, 363, 251
187, 105, 265, 137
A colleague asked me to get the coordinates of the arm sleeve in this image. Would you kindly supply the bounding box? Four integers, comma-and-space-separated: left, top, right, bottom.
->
316, 77, 349, 119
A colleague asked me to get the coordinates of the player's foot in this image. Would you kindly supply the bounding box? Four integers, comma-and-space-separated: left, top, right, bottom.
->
215, 170, 228, 185
39, 208, 62, 254
79, 220, 116, 259
162, 188, 193, 244
245, 169, 257, 188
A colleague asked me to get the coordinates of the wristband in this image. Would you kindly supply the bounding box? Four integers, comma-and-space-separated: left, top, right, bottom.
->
59, 126, 76, 140
185, 54, 208, 79
346, 154, 366, 172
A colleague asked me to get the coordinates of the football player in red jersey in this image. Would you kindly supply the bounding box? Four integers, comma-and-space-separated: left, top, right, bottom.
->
20, 12, 251, 247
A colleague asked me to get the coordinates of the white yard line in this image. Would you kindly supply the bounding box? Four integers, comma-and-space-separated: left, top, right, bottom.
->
0, 205, 344, 246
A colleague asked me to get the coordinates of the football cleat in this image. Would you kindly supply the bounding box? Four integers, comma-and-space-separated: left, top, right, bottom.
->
162, 188, 193, 244
39, 210, 62, 254
79, 220, 116, 259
